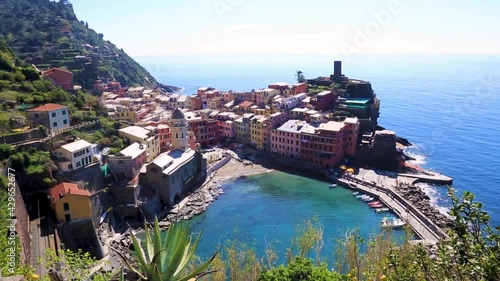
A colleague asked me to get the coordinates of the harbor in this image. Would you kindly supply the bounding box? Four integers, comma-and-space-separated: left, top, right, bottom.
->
332, 168, 450, 244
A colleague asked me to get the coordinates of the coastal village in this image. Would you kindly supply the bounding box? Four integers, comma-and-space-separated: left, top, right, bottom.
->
5, 60, 454, 276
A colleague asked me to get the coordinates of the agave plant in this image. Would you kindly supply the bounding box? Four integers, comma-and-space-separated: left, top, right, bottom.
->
119, 217, 217, 281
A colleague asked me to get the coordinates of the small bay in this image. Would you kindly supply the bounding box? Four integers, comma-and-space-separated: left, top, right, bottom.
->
190, 170, 410, 261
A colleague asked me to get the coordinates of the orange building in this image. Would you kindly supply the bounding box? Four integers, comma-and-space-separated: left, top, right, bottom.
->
49, 182, 91, 223
42, 68, 74, 91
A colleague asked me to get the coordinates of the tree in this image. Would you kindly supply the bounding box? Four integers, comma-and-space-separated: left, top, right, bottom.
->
117, 218, 218, 281
295, 71, 306, 83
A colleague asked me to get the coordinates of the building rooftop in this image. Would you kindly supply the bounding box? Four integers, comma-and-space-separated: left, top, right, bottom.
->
344, 117, 359, 124
319, 121, 345, 132
49, 182, 90, 203
29, 103, 67, 112
128, 86, 145, 92
60, 139, 92, 152
239, 101, 254, 107
317, 90, 332, 97
151, 149, 196, 175
292, 108, 308, 113
118, 142, 147, 159
119, 126, 151, 140
276, 120, 311, 134
177, 95, 188, 102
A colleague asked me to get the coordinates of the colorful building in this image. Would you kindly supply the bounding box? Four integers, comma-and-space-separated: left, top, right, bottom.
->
271, 120, 312, 158
28, 103, 70, 132
42, 68, 73, 91
250, 116, 269, 151
52, 139, 94, 172
49, 182, 91, 223
119, 126, 160, 162
108, 142, 148, 183
300, 119, 359, 168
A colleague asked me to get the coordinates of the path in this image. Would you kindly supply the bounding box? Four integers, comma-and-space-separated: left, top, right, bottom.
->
335, 173, 448, 244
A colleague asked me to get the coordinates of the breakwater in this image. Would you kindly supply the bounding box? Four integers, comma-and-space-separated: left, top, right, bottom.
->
334, 173, 449, 244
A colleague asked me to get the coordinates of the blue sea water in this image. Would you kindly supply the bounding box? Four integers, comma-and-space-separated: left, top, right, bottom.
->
136, 54, 500, 258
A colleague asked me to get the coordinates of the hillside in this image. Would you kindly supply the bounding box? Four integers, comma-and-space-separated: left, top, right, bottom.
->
0, 0, 177, 91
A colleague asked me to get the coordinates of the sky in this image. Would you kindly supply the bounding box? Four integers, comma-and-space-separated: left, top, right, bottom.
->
70, 0, 500, 57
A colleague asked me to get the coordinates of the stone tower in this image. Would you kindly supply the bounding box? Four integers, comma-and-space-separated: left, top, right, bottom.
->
170, 108, 189, 150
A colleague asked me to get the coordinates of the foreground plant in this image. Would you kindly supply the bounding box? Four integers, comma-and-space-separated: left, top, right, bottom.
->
118, 218, 217, 281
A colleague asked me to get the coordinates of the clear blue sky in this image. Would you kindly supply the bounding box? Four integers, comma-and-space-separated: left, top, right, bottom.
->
70, 0, 500, 56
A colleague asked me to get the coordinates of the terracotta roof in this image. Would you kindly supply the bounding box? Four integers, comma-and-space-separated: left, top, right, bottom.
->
239, 101, 254, 107
42, 68, 73, 75
49, 182, 91, 203
29, 103, 68, 112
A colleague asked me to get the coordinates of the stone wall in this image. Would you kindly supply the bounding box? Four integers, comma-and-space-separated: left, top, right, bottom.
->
57, 219, 104, 259
1, 128, 46, 145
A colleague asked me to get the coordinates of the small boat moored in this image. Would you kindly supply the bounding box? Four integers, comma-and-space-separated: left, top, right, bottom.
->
381, 217, 406, 228
352, 191, 360, 196
370, 203, 384, 208
362, 196, 374, 202
329, 183, 337, 188
375, 207, 390, 213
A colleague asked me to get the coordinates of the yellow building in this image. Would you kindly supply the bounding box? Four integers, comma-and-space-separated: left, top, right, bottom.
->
49, 182, 91, 223
250, 115, 268, 151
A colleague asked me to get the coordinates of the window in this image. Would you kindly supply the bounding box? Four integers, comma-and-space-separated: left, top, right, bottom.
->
53, 122, 57, 127
65, 214, 71, 222
62, 110, 66, 115
86, 148, 89, 153
63, 119, 68, 125
52, 112, 56, 118
63, 203, 70, 211
68, 164, 73, 170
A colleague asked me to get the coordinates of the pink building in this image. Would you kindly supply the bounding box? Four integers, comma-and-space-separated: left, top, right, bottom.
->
157, 124, 171, 152
271, 120, 312, 158
300, 118, 360, 169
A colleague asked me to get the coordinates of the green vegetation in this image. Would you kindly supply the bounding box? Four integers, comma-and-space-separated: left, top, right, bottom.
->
8, 188, 498, 280
9, 148, 56, 186
120, 218, 217, 281
0, 0, 158, 90
39, 248, 114, 281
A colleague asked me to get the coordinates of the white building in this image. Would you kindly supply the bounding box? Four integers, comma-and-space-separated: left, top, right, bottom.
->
27, 103, 70, 132
52, 139, 94, 172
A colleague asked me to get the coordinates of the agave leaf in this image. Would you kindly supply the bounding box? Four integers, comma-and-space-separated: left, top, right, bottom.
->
164, 228, 191, 278
177, 250, 219, 281
164, 223, 186, 268
175, 231, 204, 276
173, 238, 193, 277
153, 217, 164, 271
130, 229, 149, 272
144, 223, 155, 263
109, 242, 147, 280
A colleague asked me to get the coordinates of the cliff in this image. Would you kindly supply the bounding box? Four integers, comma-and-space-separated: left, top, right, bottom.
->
0, 0, 177, 91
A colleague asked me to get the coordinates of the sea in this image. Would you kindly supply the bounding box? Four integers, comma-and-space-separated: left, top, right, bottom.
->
136, 53, 500, 260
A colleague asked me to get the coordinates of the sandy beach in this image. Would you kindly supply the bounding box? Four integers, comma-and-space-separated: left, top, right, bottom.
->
208, 157, 273, 185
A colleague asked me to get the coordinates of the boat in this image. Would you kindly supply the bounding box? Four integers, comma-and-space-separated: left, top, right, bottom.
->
368, 201, 381, 206
370, 203, 384, 208
375, 208, 390, 213
355, 194, 365, 199
381, 217, 406, 228
362, 196, 374, 202
352, 191, 360, 196
329, 183, 337, 188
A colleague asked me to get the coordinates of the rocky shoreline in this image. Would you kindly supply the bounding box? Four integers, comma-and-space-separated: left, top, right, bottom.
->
105, 180, 224, 253
394, 182, 453, 229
